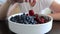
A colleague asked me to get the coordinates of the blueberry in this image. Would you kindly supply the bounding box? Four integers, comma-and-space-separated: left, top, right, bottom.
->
10, 17, 16, 22
21, 14, 23, 17
33, 21, 37, 24
26, 16, 35, 24
26, 17, 29, 20
23, 20, 28, 24
26, 16, 30, 21
18, 20, 24, 24
21, 13, 27, 20
30, 20, 34, 24
23, 13, 25, 15
29, 16, 33, 19
18, 16, 22, 20
30, 20, 37, 24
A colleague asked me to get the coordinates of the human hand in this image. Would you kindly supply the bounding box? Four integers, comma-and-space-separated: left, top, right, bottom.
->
8, 3, 19, 17
7, 0, 36, 7
9, 0, 36, 7
25, 0, 36, 7
6, 0, 23, 4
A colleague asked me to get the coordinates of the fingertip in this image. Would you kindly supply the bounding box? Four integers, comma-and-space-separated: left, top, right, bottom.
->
25, 0, 29, 2
33, 0, 36, 2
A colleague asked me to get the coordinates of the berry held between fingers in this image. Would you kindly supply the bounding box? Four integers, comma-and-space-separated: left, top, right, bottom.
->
29, 10, 34, 16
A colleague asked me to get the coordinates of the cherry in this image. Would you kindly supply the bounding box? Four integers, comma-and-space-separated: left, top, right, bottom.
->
34, 14, 39, 18
29, 10, 34, 16
40, 18, 45, 23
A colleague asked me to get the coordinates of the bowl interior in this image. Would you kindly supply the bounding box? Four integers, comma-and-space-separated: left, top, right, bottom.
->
8, 13, 53, 25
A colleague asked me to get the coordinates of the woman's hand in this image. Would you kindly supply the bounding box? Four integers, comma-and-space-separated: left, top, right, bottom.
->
7, 0, 36, 7
8, 0, 36, 7
25, 0, 36, 7
7, 3, 19, 17
7, 0, 23, 3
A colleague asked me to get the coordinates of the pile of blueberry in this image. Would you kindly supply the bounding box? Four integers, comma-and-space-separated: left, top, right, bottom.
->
10, 10, 50, 24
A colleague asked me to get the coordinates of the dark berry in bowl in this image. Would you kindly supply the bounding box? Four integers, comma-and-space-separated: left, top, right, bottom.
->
29, 10, 34, 16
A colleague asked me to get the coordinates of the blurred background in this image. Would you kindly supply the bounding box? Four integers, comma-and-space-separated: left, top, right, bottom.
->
0, 0, 6, 5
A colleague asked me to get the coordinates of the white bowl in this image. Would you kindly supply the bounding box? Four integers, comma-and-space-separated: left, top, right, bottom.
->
8, 13, 53, 34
